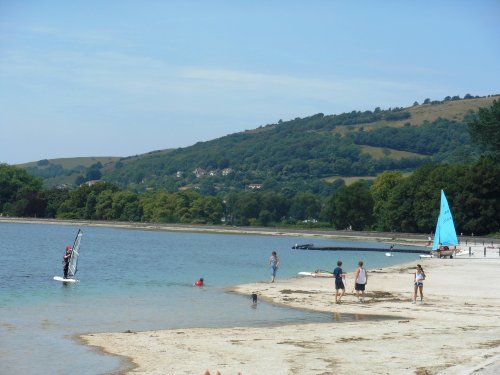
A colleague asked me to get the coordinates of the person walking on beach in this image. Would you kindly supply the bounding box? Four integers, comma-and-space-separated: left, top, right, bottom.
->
269, 251, 279, 282
413, 264, 426, 304
354, 261, 368, 302
333, 260, 346, 304
63, 245, 72, 279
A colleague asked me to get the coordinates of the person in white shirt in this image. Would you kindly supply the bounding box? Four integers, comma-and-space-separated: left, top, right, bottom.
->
354, 260, 368, 302
413, 264, 426, 304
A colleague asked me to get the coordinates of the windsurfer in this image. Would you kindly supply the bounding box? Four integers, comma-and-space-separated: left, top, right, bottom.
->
63, 246, 72, 279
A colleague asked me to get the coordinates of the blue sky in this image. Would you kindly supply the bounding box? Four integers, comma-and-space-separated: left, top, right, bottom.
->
1, 1, 499, 165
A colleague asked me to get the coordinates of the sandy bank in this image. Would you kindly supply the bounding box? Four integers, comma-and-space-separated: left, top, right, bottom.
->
81, 246, 500, 375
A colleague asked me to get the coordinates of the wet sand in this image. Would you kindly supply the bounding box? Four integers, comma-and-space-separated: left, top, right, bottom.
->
80, 244, 500, 374
2, 217, 498, 373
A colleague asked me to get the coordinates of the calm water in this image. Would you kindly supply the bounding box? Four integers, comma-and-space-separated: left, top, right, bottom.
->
0, 222, 422, 374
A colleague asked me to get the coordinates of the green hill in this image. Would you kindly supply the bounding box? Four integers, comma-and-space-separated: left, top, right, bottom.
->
19, 95, 499, 194
19, 157, 121, 187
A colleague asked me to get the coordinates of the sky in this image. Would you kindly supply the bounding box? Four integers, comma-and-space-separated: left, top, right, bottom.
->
1, 1, 499, 165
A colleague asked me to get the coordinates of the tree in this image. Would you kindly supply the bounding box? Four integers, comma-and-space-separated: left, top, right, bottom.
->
111, 191, 142, 221
42, 188, 69, 218
454, 158, 500, 235
57, 185, 91, 219
325, 181, 374, 230
468, 100, 500, 159
371, 171, 404, 231
289, 192, 321, 221
0, 164, 44, 217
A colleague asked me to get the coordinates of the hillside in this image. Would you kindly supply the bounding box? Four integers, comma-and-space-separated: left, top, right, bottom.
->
20, 157, 121, 188
19, 95, 499, 194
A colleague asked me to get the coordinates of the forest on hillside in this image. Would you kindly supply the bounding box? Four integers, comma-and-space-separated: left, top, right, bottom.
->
21, 95, 495, 194
3, 98, 498, 236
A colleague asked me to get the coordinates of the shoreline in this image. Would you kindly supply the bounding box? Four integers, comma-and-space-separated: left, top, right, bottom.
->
0, 216, 483, 245
2, 217, 497, 247
80, 247, 500, 374
4, 217, 499, 373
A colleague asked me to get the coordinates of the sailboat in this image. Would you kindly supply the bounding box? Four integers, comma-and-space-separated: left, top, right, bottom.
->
432, 190, 458, 258
53, 229, 83, 282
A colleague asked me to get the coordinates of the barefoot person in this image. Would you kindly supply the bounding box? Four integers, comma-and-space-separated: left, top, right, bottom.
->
333, 260, 346, 304
354, 260, 368, 302
413, 264, 426, 304
269, 251, 279, 283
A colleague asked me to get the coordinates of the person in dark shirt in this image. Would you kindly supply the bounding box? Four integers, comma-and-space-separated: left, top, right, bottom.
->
63, 246, 72, 279
333, 260, 346, 304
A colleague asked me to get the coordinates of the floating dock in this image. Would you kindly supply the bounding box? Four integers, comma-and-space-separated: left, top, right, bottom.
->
292, 243, 431, 254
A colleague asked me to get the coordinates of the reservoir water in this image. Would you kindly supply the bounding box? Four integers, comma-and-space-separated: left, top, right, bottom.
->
0, 222, 421, 374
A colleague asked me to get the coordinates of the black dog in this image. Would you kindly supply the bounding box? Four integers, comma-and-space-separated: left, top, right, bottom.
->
251, 293, 258, 304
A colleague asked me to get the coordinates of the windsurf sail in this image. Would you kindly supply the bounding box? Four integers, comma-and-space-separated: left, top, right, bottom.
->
432, 190, 458, 250
68, 229, 83, 277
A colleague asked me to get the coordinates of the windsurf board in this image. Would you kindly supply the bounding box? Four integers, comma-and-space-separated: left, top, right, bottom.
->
298, 271, 333, 278
53, 276, 78, 283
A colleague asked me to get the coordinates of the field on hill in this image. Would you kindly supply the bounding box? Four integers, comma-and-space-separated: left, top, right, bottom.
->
19, 156, 120, 169
333, 95, 499, 135
324, 171, 413, 186
359, 145, 427, 160
17, 95, 498, 191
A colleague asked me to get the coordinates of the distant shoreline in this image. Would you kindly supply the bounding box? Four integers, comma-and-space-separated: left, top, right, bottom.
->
0, 216, 432, 244
1, 217, 496, 248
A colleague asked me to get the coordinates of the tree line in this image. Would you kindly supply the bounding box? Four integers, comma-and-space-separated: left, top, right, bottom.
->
2, 100, 498, 236
1, 157, 498, 235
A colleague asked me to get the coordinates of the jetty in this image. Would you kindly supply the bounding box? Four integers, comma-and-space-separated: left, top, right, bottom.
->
292, 243, 431, 254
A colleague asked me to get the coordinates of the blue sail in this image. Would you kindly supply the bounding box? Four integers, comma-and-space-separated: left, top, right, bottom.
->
432, 190, 458, 250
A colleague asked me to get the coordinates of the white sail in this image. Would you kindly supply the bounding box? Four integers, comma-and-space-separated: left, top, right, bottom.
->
68, 229, 83, 277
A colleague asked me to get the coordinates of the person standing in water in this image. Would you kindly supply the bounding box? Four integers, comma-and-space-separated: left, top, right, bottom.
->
413, 264, 426, 304
63, 245, 72, 279
194, 278, 204, 286
269, 251, 279, 283
354, 261, 368, 302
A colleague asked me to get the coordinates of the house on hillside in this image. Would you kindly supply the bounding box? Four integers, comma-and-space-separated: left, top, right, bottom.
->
84, 180, 99, 187
222, 168, 233, 176
193, 168, 206, 178
248, 183, 262, 190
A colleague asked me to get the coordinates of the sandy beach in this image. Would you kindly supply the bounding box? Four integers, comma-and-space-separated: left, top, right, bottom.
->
2, 217, 498, 374
80, 243, 500, 375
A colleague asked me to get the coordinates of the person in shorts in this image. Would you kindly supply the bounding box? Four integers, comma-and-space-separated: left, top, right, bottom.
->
354, 260, 368, 302
413, 264, 426, 304
333, 260, 345, 304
